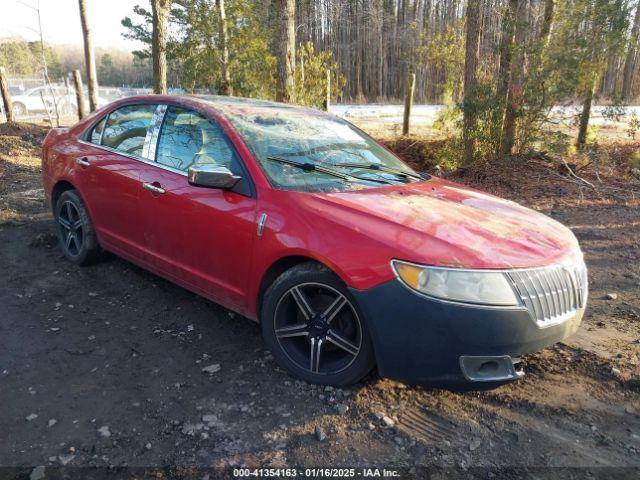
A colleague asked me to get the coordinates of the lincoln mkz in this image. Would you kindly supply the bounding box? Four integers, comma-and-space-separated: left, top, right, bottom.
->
42, 95, 588, 388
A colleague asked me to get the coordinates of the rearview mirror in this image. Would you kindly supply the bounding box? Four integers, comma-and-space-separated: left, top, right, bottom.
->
188, 164, 241, 190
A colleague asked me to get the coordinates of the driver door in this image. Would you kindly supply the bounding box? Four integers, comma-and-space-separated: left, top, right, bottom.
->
137, 105, 258, 313
76, 103, 159, 259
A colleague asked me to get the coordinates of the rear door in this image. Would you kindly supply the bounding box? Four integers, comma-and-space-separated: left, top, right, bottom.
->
76, 103, 159, 259
137, 105, 258, 312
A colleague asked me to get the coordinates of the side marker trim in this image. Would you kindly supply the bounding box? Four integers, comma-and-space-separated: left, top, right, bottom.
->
257, 213, 267, 237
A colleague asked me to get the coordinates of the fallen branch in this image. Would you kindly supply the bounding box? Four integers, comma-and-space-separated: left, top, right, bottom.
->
558, 156, 596, 189
544, 168, 637, 202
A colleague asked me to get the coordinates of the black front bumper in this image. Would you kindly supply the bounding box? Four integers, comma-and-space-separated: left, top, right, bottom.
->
349, 280, 583, 389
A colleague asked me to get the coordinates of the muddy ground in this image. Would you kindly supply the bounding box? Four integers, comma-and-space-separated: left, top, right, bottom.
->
0, 122, 639, 477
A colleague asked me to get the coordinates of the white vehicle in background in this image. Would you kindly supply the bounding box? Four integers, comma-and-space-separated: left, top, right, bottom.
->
11, 86, 107, 117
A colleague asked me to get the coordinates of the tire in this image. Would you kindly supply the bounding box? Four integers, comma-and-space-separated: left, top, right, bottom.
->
54, 189, 101, 266
261, 262, 375, 386
12, 102, 26, 117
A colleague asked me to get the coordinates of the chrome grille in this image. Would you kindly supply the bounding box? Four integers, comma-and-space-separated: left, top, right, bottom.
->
506, 263, 588, 326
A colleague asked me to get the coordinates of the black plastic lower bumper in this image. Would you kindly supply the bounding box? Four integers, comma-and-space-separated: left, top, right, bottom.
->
349, 280, 583, 389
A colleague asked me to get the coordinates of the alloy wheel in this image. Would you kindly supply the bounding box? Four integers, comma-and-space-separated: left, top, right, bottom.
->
12, 103, 26, 117
58, 200, 84, 256
273, 282, 362, 375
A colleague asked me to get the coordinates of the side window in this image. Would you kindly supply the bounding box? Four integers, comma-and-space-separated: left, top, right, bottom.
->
90, 117, 106, 144
101, 104, 157, 156
156, 107, 237, 173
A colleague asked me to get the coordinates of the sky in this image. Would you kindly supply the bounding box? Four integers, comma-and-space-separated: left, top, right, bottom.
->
1, 0, 144, 50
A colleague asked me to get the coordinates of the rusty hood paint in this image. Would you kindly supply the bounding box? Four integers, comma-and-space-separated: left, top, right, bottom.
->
306, 178, 581, 270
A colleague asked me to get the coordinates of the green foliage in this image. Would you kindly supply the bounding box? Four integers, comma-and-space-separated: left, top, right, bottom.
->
0, 40, 61, 78
0, 41, 36, 75
432, 76, 507, 169
428, 0, 631, 167
291, 42, 345, 108
627, 111, 640, 139
431, 137, 464, 172
122, 0, 277, 97
416, 23, 465, 102
98, 53, 122, 86
121, 5, 156, 59
527, 0, 630, 146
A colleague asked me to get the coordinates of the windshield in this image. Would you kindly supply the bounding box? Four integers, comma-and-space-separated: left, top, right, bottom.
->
24, 88, 43, 97
223, 106, 423, 192
25, 87, 65, 97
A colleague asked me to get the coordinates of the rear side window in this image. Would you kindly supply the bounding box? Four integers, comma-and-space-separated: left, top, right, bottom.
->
156, 107, 236, 172
101, 104, 157, 156
90, 117, 105, 144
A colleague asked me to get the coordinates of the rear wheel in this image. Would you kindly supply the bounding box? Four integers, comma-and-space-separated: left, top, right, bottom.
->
55, 190, 101, 265
12, 102, 26, 117
261, 263, 375, 386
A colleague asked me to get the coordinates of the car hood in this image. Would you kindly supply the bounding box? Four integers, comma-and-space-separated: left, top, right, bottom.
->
305, 178, 581, 269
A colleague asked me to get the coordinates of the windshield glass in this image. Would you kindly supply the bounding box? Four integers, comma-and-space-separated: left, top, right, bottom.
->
221, 105, 422, 192
25, 87, 65, 97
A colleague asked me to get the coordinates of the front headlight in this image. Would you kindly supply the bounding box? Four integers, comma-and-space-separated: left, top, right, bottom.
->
392, 260, 520, 306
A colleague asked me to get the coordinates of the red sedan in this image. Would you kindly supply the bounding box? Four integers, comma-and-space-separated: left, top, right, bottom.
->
41, 95, 588, 388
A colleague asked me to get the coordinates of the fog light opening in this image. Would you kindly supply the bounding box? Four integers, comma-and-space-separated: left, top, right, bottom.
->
477, 360, 500, 377
459, 355, 525, 382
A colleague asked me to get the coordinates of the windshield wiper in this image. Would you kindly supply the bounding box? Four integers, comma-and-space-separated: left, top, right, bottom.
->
333, 162, 423, 181
266, 156, 393, 185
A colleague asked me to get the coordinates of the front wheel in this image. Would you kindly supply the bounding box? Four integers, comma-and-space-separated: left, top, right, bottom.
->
55, 189, 101, 265
261, 263, 375, 386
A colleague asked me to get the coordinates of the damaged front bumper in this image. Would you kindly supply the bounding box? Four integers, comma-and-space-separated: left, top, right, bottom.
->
350, 279, 585, 390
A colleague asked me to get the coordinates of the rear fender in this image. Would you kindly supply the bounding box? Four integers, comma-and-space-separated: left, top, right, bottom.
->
41, 127, 71, 205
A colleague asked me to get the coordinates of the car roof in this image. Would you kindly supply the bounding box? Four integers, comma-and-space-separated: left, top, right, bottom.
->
97, 94, 331, 128
190, 94, 327, 119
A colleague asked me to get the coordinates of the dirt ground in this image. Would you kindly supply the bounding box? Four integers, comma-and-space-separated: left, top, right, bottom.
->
0, 122, 639, 477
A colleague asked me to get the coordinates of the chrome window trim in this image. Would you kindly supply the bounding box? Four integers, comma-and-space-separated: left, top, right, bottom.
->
84, 103, 161, 163
96, 116, 106, 145
143, 104, 168, 160
77, 139, 188, 177
78, 99, 257, 197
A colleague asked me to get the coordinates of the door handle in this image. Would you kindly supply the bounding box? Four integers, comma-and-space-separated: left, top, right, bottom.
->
142, 182, 166, 194
76, 157, 90, 167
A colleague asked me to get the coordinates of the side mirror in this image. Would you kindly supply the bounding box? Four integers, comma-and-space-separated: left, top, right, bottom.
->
188, 164, 241, 190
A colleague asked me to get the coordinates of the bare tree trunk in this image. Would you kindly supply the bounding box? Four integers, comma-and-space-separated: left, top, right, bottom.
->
463, 0, 481, 165
403, 72, 416, 135
217, 0, 232, 96
151, 0, 171, 95
577, 79, 596, 149
0, 67, 14, 123
622, 3, 640, 101
499, 0, 528, 156
497, 0, 518, 100
35, 0, 59, 127
276, 0, 296, 102
539, 0, 555, 46
40, 91, 54, 126
78, 0, 99, 111
355, 0, 364, 101
72, 69, 86, 120
323, 68, 331, 111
